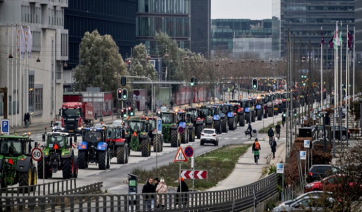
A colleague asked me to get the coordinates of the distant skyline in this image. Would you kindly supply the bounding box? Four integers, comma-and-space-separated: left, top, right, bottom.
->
211, 0, 272, 20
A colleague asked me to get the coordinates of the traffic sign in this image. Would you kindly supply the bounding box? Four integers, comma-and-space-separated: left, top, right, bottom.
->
184, 146, 194, 158
277, 163, 284, 174
300, 151, 306, 160
1, 119, 9, 135
31, 148, 43, 161
180, 170, 208, 179
304, 140, 310, 148
157, 118, 162, 134
174, 147, 188, 162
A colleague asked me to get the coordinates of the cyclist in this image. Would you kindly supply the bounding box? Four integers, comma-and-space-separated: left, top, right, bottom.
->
268, 127, 274, 146
252, 138, 261, 164
245, 123, 253, 139
275, 123, 281, 139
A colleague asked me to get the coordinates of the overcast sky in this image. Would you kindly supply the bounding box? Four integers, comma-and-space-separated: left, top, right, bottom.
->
211, 0, 272, 20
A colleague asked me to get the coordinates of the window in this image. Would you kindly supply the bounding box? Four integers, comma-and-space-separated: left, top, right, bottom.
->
35, 87, 43, 112
31, 31, 41, 52
28, 73, 34, 112
61, 33, 68, 57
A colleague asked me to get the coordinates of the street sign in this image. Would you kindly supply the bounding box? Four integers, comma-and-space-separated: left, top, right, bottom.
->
304, 140, 310, 148
184, 146, 194, 158
1, 119, 9, 135
181, 170, 208, 179
277, 163, 284, 174
174, 147, 188, 162
157, 118, 162, 134
31, 148, 43, 162
300, 151, 306, 160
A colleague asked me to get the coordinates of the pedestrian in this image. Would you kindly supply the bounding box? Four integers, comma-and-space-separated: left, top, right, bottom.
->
268, 127, 274, 145
176, 177, 189, 208
154, 178, 159, 188
155, 177, 168, 209
170, 100, 174, 109
252, 138, 261, 164
275, 123, 281, 139
246, 123, 253, 139
271, 137, 277, 159
142, 178, 156, 211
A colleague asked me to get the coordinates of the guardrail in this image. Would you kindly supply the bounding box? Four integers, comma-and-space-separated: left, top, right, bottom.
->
1, 174, 277, 212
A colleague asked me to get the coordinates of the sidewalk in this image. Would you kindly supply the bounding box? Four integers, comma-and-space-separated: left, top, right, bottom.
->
208, 125, 287, 191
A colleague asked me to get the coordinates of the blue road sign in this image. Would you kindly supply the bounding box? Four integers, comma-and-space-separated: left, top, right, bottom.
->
184, 146, 194, 158
157, 118, 162, 134
1, 119, 9, 135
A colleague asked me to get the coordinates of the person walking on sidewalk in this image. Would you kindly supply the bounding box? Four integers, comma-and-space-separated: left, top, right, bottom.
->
155, 178, 168, 209
246, 123, 253, 139
275, 124, 281, 139
271, 137, 277, 159
268, 127, 274, 145
252, 138, 261, 164
142, 178, 156, 211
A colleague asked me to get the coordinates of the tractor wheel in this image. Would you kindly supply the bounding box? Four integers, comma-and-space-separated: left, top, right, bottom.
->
221, 118, 227, 133
170, 130, 178, 147
31, 166, 37, 192
106, 150, 110, 169
62, 158, 72, 179
189, 128, 195, 142
239, 114, 245, 126
73, 156, 78, 178
154, 135, 162, 152
180, 131, 187, 143
98, 151, 106, 170
18, 167, 32, 193
196, 124, 203, 139
228, 118, 235, 130
78, 150, 87, 169
214, 121, 221, 134
245, 113, 250, 123
251, 111, 256, 122
117, 145, 127, 164
125, 144, 129, 163
141, 138, 150, 157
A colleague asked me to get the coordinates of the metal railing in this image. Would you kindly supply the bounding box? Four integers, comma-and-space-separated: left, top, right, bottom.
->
1, 174, 277, 212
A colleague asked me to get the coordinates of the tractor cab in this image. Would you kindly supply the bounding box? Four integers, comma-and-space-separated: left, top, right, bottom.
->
177, 111, 187, 124
43, 132, 73, 150
185, 108, 199, 123
81, 127, 106, 145
160, 112, 176, 125
198, 105, 212, 119
0, 134, 32, 157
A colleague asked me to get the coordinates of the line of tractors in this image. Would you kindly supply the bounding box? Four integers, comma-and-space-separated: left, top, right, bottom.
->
0, 92, 292, 192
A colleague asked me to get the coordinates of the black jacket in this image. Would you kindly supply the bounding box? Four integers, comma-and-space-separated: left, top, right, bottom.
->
252, 142, 261, 151
247, 124, 252, 131
268, 128, 274, 137
271, 140, 277, 152
176, 181, 189, 205
275, 124, 281, 133
142, 179, 156, 199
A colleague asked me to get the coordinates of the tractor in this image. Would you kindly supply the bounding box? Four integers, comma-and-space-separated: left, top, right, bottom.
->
211, 105, 222, 134
124, 119, 152, 157
198, 105, 214, 128
185, 108, 204, 139
159, 111, 179, 147
244, 98, 256, 123
213, 104, 229, 133
177, 110, 195, 143
38, 132, 78, 179
105, 126, 129, 164
78, 127, 110, 170
223, 103, 237, 131
0, 133, 37, 192
229, 100, 245, 127
141, 116, 164, 152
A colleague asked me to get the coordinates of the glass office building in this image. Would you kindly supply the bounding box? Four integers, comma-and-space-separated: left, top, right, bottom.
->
273, 0, 354, 63
137, 0, 191, 55
211, 19, 272, 57
355, 0, 362, 64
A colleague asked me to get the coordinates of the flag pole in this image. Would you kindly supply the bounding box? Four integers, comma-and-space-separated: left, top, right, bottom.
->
6, 23, 9, 120
345, 25, 348, 131
340, 22, 343, 109
15, 23, 18, 127
353, 27, 355, 101
320, 27, 323, 109
11, 24, 14, 128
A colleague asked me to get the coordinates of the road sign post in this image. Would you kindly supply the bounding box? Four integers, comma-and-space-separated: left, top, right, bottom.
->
157, 118, 162, 134
180, 170, 208, 179
174, 147, 187, 193
1, 119, 9, 135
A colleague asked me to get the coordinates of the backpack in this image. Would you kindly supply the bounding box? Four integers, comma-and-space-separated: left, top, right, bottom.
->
254, 142, 260, 150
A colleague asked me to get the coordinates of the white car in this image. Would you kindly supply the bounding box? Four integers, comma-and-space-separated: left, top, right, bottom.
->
200, 128, 219, 146
112, 119, 123, 127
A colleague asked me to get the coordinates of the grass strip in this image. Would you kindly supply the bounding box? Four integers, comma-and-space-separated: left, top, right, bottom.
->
132, 144, 251, 191
259, 121, 282, 133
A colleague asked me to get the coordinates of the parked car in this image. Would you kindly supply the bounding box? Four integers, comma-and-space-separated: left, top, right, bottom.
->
200, 128, 219, 146
307, 164, 336, 183
331, 126, 350, 141
272, 191, 334, 212
112, 119, 123, 127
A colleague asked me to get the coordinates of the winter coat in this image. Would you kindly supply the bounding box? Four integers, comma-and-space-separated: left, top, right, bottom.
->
247, 124, 252, 132
275, 125, 281, 133
271, 140, 277, 153
176, 181, 189, 205
268, 128, 274, 137
142, 178, 156, 199
156, 182, 168, 206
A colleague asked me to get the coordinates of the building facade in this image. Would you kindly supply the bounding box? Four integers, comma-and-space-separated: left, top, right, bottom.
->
190, 0, 211, 58
355, 0, 362, 64
64, 0, 137, 91
0, 0, 68, 126
273, 0, 354, 63
232, 38, 273, 60
211, 19, 272, 58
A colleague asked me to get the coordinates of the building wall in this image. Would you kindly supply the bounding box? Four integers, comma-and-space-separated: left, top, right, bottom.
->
64, 0, 137, 70
233, 38, 273, 60
0, 0, 67, 126
191, 0, 211, 58
355, 0, 362, 63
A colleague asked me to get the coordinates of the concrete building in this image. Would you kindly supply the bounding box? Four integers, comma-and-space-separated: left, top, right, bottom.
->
232, 38, 272, 60
355, 0, 362, 65
0, 0, 68, 126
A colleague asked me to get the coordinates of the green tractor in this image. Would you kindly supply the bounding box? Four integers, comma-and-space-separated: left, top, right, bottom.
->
185, 108, 204, 139
159, 111, 179, 147
198, 105, 214, 128
141, 116, 164, 152
177, 110, 195, 143
0, 133, 37, 192
124, 119, 152, 157
38, 132, 78, 179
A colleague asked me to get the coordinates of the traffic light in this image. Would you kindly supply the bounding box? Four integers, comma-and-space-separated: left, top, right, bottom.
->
282, 113, 286, 117
121, 76, 127, 86
293, 109, 297, 117
117, 88, 123, 100
301, 74, 307, 79
190, 77, 195, 86
128, 107, 134, 116
302, 82, 306, 86
194, 78, 198, 86
122, 88, 128, 100
122, 109, 127, 118
252, 78, 258, 90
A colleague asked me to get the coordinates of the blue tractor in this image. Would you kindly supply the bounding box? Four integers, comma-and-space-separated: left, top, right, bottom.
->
224, 103, 237, 130
213, 104, 228, 133
211, 105, 222, 134
77, 127, 110, 170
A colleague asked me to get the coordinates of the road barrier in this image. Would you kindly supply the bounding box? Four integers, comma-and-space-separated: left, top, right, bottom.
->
1, 174, 277, 211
